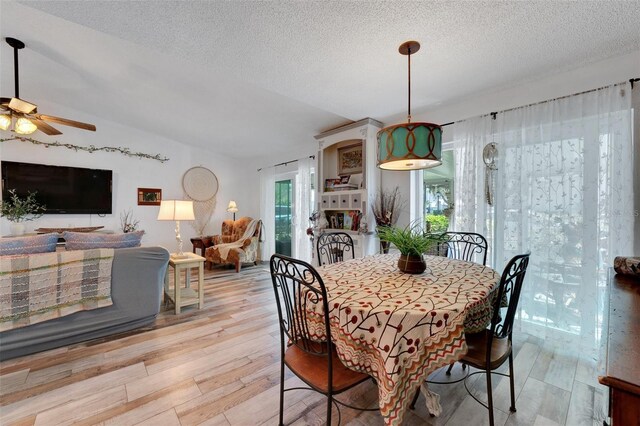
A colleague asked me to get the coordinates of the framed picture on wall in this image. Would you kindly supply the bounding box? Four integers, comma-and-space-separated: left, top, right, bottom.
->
338, 143, 363, 175
138, 188, 162, 206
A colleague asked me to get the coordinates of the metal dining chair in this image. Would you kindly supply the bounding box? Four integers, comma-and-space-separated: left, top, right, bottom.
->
434, 231, 489, 265
269, 254, 377, 426
410, 252, 531, 426
432, 231, 489, 375
316, 232, 355, 266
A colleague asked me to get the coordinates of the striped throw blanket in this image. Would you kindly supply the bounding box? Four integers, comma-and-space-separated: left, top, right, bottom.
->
0, 248, 114, 332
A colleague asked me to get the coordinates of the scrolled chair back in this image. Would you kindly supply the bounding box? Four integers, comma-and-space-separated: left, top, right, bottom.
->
436, 231, 488, 265
269, 254, 333, 357
316, 232, 355, 266
490, 252, 531, 341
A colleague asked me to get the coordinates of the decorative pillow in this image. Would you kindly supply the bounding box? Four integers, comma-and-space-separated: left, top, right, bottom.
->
0, 233, 59, 256
63, 231, 144, 250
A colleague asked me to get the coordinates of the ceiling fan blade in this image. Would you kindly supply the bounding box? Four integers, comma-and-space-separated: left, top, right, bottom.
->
9, 97, 37, 114
35, 114, 96, 131
30, 118, 63, 135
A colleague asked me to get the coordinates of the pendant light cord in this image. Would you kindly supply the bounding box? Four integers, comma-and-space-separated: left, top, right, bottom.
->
407, 45, 412, 123
13, 46, 19, 98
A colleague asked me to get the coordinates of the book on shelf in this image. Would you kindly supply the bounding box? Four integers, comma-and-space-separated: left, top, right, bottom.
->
333, 183, 358, 191
344, 214, 352, 230
352, 211, 361, 231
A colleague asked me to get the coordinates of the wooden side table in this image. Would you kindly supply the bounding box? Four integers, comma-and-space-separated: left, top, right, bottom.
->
164, 252, 205, 314
191, 237, 214, 268
191, 236, 213, 256
598, 270, 640, 425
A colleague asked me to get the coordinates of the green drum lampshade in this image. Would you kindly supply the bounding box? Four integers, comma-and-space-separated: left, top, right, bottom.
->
377, 122, 442, 170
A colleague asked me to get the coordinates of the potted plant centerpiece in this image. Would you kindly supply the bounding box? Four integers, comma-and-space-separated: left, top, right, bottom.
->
377, 221, 440, 274
0, 189, 46, 236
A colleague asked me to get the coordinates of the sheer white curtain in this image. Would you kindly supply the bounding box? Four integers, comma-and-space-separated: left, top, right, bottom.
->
493, 83, 633, 349
294, 158, 313, 263
451, 116, 494, 262
259, 167, 276, 260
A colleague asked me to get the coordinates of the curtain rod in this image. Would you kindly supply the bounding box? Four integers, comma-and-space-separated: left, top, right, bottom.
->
255, 78, 639, 161
440, 77, 639, 127
257, 154, 315, 172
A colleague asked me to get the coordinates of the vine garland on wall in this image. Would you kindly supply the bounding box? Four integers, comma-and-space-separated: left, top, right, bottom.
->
0, 136, 170, 163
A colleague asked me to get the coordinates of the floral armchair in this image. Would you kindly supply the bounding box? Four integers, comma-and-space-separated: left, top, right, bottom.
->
205, 217, 262, 272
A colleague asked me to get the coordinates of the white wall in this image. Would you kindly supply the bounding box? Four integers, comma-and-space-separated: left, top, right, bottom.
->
0, 105, 260, 250
382, 50, 640, 228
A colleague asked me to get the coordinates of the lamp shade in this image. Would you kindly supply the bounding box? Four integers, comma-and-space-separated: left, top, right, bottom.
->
226, 200, 238, 213
14, 117, 37, 135
157, 200, 195, 221
0, 114, 11, 131
377, 122, 442, 170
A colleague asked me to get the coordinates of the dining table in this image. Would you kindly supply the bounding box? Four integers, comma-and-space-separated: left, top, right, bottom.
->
311, 253, 501, 426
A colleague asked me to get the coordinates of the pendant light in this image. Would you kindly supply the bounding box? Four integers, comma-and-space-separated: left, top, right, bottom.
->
377, 41, 442, 170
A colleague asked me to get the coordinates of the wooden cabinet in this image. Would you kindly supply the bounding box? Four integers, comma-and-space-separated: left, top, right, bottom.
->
598, 270, 640, 426
313, 118, 382, 261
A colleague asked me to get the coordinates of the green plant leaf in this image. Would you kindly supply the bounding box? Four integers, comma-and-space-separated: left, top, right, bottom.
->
0, 189, 46, 223
377, 220, 442, 256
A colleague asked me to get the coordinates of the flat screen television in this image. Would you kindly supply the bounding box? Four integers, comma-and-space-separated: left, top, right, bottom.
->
1, 161, 112, 214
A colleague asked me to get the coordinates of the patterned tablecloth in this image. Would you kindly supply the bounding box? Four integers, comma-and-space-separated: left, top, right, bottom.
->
312, 254, 500, 425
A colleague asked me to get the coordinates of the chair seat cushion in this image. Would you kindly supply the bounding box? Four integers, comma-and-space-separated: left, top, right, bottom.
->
461, 329, 512, 370
284, 343, 369, 393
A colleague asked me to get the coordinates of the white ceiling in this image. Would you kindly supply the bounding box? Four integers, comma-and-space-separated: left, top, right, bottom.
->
2, 1, 639, 160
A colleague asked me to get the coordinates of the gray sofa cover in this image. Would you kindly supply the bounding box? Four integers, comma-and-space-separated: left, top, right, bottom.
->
0, 246, 170, 360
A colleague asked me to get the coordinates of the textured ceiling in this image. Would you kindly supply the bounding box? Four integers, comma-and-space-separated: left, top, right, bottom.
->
2, 1, 640, 160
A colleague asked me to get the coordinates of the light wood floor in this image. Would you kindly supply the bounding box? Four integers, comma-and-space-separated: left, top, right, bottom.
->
0, 264, 608, 426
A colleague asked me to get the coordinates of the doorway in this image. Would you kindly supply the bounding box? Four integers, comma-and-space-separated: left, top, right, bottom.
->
274, 179, 293, 256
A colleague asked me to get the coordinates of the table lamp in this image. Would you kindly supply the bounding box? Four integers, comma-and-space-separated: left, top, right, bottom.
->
227, 200, 238, 220
157, 200, 195, 258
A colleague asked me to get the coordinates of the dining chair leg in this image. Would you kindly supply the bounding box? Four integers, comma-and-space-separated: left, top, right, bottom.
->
446, 362, 455, 375
409, 387, 420, 409
508, 352, 517, 412
486, 369, 495, 426
278, 362, 285, 426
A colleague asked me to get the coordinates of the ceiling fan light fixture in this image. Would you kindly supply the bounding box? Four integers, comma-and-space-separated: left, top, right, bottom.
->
377, 41, 443, 171
2, 37, 96, 135
0, 114, 11, 131
15, 117, 37, 134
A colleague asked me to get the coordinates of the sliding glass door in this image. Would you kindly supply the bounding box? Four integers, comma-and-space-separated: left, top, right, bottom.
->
274, 179, 293, 256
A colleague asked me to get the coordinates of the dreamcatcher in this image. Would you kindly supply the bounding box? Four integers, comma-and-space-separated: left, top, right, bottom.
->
483, 138, 498, 206
182, 166, 219, 236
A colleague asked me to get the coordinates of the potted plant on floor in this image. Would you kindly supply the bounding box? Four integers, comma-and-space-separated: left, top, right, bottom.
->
377, 221, 441, 274
0, 189, 46, 236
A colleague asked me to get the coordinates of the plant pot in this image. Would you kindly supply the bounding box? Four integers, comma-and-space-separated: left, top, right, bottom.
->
398, 254, 426, 274
10, 222, 26, 236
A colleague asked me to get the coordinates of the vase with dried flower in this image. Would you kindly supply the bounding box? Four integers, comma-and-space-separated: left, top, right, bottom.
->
0, 189, 46, 235
120, 209, 140, 233
371, 187, 404, 253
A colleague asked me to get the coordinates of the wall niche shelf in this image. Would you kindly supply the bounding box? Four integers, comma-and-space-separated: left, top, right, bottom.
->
314, 118, 382, 261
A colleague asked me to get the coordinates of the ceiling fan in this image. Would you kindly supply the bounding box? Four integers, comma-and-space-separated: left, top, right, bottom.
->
0, 37, 96, 136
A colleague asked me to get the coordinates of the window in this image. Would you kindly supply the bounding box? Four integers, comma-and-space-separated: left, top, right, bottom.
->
423, 151, 454, 233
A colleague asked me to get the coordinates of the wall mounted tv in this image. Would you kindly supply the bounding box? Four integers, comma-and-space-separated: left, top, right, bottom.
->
1, 161, 112, 215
